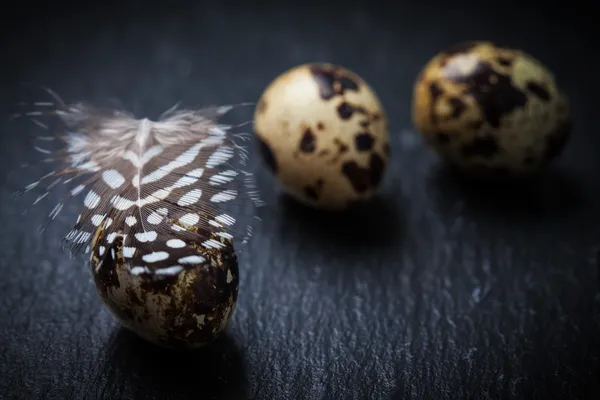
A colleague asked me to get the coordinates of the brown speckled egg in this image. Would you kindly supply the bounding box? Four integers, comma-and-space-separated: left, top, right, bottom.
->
412, 41, 572, 177
90, 227, 238, 350
254, 62, 390, 210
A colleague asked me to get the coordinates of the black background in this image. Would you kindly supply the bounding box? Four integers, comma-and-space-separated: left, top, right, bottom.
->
1, 1, 599, 399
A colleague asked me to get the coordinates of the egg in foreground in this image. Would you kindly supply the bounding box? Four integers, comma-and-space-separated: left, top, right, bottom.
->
254, 62, 390, 210
412, 41, 572, 177
90, 230, 239, 350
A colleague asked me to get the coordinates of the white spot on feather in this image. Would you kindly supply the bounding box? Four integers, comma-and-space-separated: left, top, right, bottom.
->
178, 189, 202, 206
209, 170, 238, 185
135, 231, 158, 242
217, 232, 234, 240
83, 190, 101, 209
142, 251, 170, 263
166, 239, 186, 248
206, 147, 234, 168
123, 247, 136, 258
76, 232, 91, 244
91, 214, 105, 226
148, 208, 168, 224
202, 239, 225, 249
210, 190, 237, 203
102, 169, 126, 189
179, 213, 200, 226
110, 195, 135, 211
130, 266, 151, 275
178, 255, 206, 264
141, 143, 204, 184
172, 168, 204, 188
215, 214, 235, 226
155, 266, 184, 275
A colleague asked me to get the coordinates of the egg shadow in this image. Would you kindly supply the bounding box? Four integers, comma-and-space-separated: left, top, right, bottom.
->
429, 163, 584, 222
105, 327, 246, 399
276, 192, 404, 251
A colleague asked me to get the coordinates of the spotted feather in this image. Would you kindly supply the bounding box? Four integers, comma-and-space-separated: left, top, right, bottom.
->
11, 86, 264, 278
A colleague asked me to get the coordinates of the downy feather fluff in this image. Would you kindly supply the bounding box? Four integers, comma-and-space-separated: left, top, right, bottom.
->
11, 86, 263, 278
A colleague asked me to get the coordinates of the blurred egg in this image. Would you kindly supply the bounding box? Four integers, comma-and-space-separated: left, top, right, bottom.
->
412, 41, 572, 177
254, 63, 390, 210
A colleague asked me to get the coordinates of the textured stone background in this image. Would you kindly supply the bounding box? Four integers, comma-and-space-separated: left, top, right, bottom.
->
0, 1, 599, 399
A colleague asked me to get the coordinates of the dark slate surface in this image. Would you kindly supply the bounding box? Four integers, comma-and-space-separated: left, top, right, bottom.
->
1, 1, 599, 399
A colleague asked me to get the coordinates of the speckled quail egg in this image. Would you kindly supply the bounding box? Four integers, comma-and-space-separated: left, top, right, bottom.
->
412, 41, 572, 177
254, 62, 390, 210
90, 227, 238, 350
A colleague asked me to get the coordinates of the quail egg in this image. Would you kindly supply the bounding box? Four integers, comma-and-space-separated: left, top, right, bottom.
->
412, 41, 572, 177
254, 62, 390, 210
90, 228, 238, 350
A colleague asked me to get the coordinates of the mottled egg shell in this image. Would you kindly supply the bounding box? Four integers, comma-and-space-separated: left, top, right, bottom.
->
254, 63, 390, 210
90, 229, 239, 350
412, 41, 572, 177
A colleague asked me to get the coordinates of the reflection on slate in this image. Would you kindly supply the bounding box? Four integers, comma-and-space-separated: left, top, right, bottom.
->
1, 1, 600, 400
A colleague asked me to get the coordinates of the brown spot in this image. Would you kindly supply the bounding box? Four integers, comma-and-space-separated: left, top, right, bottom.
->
257, 137, 278, 173
126, 287, 144, 307
334, 138, 349, 154
543, 118, 572, 162
256, 98, 267, 114
448, 97, 467, 119
299, 128, 316, 153
445, 61, 528, 128
372, 113, 382, 122
318, 149, 330, 157
354, 132, 375, 151
360, 120, 370, 128
526, 81, 551, 101
461, 135, 500, 158
429, 82, 444, 123
317, 122, 325, 130
341, 153, 386, 193
496, 57, 513, 67
304, 186, 319, 200
310, 64, 360, 100
429, 82, 443, 101
337, 102, 355, 120
339, 76, 359, 92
